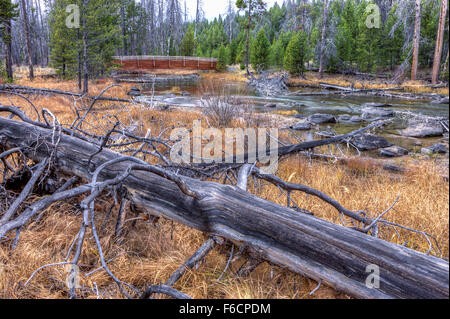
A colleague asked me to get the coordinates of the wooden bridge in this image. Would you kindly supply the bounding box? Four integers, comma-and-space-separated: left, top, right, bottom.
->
113, 55, 218, 71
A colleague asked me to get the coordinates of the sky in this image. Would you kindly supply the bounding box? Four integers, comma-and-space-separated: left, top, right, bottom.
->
183, 0, 281, 21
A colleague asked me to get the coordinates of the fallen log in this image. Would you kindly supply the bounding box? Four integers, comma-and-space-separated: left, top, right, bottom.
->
289, 86, 403, 96
319, 82, 354, 91
0, 84, 133, 103
0, 117, 448, 299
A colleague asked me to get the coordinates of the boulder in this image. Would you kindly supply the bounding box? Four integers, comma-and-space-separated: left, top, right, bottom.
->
288, 101, 306, 107
361, 107, 394, 119
127, 90, 141, 97
363, 102, 392, 108
307, 113, 337, 124
351, 134, 393, 151
399, 123, 444, 138
337, 114, 363, 124
430, 97, 449, 105
380, 145, 409, 157
291, 121, 312, 131
421, 144, 448, 155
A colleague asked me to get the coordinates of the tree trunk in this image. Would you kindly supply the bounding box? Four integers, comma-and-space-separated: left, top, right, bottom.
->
82, 0, 88, 94
431, 0, 448, 84
20, 0, 34, 80
120, 0, 128, 56
319, 0, 328, 79
245, 1, 252, 73
411, 0, 421, 81
4, 20, 14, 81
76, 26, 82, 91
0, 117, 448, 299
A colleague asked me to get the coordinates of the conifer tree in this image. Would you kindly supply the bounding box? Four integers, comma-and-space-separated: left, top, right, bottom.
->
283, 31, 307, 75
251, 28, 270, 71
181, 25, 195, 56
236, 0, 266, 73
216, 44, 228, 71
0, 0, 19, 81
48, 0, 121, 92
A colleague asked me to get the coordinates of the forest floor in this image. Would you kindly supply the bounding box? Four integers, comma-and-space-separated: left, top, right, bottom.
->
0, 73, 449, 299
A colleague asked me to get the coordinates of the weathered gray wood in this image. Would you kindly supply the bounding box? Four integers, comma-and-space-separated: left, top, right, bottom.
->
0, 118, 448, 299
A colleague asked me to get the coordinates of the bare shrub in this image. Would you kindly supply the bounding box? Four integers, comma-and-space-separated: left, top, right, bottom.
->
201, 94, 240, 127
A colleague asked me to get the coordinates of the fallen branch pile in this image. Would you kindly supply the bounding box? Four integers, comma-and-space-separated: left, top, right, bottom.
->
0, 95, 448, 299
247, 72, 289, 97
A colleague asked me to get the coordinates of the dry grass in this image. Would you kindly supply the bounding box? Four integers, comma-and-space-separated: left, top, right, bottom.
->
202, 68, 248, 83
13, 66, 57, 80
289, 72, 449, 95
0, 77, 448, 299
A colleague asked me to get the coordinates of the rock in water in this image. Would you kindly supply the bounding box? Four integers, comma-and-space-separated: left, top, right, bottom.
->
264, 103, 277, 108
351, 134, 393, 151
421, 144, 448, 155
380, 145, 408, 157
399, 123, 444, 138
361, 107, 394, 119
363, 102, 392, 108
430, 97, 449, 105
307, 113, 337, 124
291, 121, 312, 131
337, 114, 363, 124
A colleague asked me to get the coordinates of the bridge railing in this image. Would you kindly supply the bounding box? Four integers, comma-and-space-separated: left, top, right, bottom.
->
113, 56, 218, 63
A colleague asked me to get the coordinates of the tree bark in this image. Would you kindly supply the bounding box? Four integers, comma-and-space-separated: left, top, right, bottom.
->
20, 0, 34, 80
411, 0, 421, 81
245, 1, 252, 73
431, 0, 448, 84
0, 117, 448, 299
318, 0, 329, 79
82, 0, 89, 94
4, 20, 14, 81
120, 0, 128, 56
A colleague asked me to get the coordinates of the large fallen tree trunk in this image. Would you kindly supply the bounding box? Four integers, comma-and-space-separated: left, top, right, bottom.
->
0, 117, 448, 299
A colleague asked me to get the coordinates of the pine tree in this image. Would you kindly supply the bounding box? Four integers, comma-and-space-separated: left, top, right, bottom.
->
269, 31, 290, 68
236, 0, 266, 73
336, 0, 358, 71
251, 28, 270, 71
0, 0, 19, 81
283, 31, 307, 75
381, 3, 404, 71
181, 25, 195, 56
355, 1, 381, 73
49, 0, 77, 78
216, 44, 227, 71
48, 0, 121, 91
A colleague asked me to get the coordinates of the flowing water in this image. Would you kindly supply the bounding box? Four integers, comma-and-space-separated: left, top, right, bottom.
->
137, 76, 449, 157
